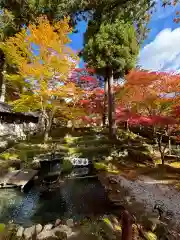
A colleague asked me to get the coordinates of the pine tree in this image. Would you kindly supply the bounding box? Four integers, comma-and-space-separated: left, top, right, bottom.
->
82, 19, 139, 138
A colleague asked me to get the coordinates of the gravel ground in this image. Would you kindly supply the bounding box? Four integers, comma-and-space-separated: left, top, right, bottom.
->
114, 175, 180, 231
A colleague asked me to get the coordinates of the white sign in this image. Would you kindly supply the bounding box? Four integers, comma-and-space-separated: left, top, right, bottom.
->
71, 158, 89, 166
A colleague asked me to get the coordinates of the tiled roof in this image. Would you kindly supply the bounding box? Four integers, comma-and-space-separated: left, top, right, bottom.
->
0, 101, 39, 117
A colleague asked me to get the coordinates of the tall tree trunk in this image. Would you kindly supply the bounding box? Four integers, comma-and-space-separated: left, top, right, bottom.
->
107, 67, 116, 138
0, 81, 6, 102
126, 120, 130, 132
157, 135, 165, 166
38, 112, 46, 133
102, 77, 108, 126
44, 112, 53, 142
0, 49, 5, 102
168, 137, 171, 155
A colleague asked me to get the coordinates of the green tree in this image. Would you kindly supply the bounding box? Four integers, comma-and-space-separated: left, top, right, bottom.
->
0, 0, 154, 37
82, 19, 139, 138
0, 0, 154, 102
0, 9, 16, 102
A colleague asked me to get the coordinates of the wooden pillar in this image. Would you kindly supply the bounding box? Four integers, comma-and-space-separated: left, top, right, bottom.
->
121, 210, 133, 240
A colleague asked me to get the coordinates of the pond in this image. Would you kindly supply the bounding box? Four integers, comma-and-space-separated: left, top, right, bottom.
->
0, 170, 111, 227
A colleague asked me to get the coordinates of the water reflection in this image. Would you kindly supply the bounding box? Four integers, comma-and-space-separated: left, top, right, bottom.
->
68, 167, 89, 177
0, 170, 111, 227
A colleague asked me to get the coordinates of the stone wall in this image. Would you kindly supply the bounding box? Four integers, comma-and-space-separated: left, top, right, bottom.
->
0, 122, 37, 139
1, 219, 75, 240
0, 122, 37, 152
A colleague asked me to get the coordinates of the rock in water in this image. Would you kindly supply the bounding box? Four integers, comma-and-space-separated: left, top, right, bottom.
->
43, 224, 53, 231
16, 226, 24, 238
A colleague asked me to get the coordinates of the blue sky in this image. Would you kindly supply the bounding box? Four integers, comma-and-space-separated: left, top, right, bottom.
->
69, 1, 180, 73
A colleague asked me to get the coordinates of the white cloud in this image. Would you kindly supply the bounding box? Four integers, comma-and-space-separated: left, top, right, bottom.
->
138, 28, 180, 72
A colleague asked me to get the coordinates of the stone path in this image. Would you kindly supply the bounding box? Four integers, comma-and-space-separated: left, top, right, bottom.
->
99, 173, 180, 233
117, 175, 180, 222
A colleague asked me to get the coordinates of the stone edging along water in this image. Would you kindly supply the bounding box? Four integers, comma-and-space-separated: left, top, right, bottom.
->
2, 218, 76, 240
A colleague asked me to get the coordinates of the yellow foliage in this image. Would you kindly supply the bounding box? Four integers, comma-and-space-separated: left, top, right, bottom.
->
3, 15, 80, 120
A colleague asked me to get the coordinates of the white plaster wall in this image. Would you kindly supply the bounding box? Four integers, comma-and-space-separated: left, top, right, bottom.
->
0, 122, 37, 140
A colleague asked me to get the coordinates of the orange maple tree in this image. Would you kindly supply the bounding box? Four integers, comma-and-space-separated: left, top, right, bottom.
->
2, 15, 79, 140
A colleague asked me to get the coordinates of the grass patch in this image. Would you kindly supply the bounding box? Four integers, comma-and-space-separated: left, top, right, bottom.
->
64, 134, 106, 144
66, 145, 112, 160
0, 224, 5, 233
136, 163, 147, 168
94, 161, 120, 174
103, 217, 114, 229
168, 161, 180, 168
67, 138, 114, 147
144, 231, 157, 240
94, 162, 107, 171
102, 216, 122, 233
154, 159, 162, 165
0, 152, 19, 161
0, 140, 56, 168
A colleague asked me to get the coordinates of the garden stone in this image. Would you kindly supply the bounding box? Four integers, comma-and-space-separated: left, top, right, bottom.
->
109, 177, 119, 184
37, 230, 57, 240
36, 224, 43, 234
31, 159, 41, 169
0, 141, 8, 149
54, 219, 61, 227
43, 224, 53, 231
24, 224, 42, 239
107, 156, 113, 161
24, 226, 35, 239
66, 219, 74, 228
16, 226, 24, 238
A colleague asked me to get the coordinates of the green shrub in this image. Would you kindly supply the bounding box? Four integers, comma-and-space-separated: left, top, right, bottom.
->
117, 129, 138, 140
0, 152, 19, 161
68, 138, 111, 147
128, 149, 153, 163
64, 134, 79, 144
62, 159, 73, 173
0, 224, 19, 240
94, 162, 107, 171
0, 223, 5, 233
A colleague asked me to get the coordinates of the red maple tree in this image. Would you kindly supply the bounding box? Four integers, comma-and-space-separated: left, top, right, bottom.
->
115, 69, 180, 165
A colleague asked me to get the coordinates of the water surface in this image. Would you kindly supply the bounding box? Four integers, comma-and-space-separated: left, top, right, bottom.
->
0, 176, 111, 227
